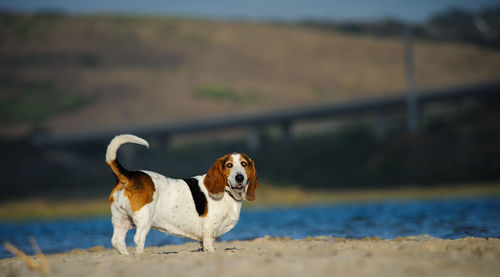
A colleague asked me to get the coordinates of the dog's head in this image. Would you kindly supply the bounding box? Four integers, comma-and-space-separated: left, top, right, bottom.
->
204, 153, 258, 201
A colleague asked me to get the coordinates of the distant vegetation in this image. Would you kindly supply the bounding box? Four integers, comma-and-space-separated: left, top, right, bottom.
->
193, 84, 261, 105
299, 6, 500, 49
194, 84, 241, 103
0, 80, 94, 128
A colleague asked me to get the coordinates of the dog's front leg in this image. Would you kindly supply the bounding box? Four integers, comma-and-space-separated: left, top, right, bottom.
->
202, 231, 216, 253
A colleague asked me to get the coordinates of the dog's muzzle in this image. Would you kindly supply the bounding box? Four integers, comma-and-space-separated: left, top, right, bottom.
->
231, 174, 245, 190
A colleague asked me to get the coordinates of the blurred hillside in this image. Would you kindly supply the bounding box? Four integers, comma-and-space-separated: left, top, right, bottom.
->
1, 11, 500, 201
1, 12, 500, 137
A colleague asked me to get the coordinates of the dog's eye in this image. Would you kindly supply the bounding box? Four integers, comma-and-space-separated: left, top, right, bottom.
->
226, 162, 233, 168
241, 161, 248, 167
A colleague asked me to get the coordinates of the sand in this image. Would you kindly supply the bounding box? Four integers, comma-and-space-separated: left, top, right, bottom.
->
1, 235, 499, 277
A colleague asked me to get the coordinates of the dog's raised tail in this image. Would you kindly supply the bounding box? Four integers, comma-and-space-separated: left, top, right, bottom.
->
106, 134, 149, 164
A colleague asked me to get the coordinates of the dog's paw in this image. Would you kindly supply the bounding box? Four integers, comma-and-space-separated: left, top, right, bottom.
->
203, 246, 215, 253
117, 248, 130, 255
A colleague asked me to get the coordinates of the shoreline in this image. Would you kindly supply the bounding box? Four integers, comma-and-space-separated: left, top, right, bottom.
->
1, 235, 499, 277
1, 182, 500, 221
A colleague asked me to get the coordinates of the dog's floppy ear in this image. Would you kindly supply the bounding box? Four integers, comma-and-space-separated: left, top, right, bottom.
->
204, 157, 227, 199
245, 156, 259, 201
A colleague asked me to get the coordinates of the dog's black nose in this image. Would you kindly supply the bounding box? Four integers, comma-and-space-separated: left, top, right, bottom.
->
235, 174, 244, 183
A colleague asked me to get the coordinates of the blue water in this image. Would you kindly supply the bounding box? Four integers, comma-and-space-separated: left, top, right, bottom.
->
1, 197, 500, 259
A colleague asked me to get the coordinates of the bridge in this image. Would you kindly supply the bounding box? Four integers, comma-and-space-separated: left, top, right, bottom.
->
33, 80, 500, 151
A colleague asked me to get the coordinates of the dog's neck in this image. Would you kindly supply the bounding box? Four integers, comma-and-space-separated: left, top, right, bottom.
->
225, 187, 243, 202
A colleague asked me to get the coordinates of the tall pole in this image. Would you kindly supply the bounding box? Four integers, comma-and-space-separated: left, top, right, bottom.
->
405, 28, 419, 134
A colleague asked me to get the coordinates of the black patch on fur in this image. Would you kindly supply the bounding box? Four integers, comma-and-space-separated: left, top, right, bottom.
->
113, 159, 154, 189
183, 178, 208, 216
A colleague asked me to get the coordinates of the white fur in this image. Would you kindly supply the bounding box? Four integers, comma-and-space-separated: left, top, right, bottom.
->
106, 134, 149, 163
107, 135, 248, 255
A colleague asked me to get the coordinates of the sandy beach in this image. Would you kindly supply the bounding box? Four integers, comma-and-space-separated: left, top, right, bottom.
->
1, 235, 499, 277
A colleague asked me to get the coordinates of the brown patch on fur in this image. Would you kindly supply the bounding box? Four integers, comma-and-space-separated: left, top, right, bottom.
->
240, 153, 259, 201
204, 154, 232, 198
107, 160, 123, 181
107, 160, 155, 212
109, 181, 127, 204
107, 160, 124, 204
109, 185, 118, 204
124, 172, 155, 212
221, 155, 234, 178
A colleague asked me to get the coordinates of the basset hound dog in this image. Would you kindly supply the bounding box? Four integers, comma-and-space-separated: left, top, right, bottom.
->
106, 134, 258, 255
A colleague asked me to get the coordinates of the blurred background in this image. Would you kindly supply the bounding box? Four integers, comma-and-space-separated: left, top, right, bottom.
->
2, 0, 500, 259
1, 0, 500, 216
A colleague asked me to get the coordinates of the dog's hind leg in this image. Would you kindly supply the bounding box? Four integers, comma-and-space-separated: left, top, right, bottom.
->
111, 208, 132, 255
132, 207, 153, 255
